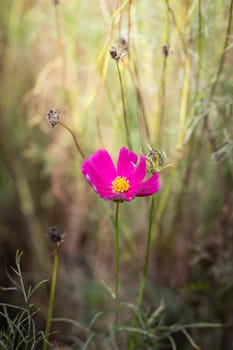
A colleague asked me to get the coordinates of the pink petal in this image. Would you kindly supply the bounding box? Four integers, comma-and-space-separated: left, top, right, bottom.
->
122, 184, 141, 201
81, 151, 116, 198
136, 172, 160, 197
88, 149, 117, 182
117, 147, 138, 178
82, 159, 111, 190
130, 155, 146, 185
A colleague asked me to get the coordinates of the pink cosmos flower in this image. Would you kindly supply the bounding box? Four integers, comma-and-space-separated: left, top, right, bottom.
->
81, 147, 160, 202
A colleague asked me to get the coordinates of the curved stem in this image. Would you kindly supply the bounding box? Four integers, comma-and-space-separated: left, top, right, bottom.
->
137, 196, 156, 308
114, 202, 120, 325
58, 120, 85, 159
42, 249, 58, 350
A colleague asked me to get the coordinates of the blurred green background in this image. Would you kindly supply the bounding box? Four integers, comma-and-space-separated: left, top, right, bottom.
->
0, 0, 232, 348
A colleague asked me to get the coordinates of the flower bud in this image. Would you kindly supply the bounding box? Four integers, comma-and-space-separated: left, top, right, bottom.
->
146, 147, 167, 173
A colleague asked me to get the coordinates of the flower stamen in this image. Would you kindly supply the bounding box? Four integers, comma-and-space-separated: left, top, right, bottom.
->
112, 176, 130, 193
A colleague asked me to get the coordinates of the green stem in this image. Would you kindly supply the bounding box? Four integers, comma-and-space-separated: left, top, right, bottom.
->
42, 249, 58, 350
58, 120, 85, 160
116, 61, 132, 149
137, 196, 156, 308
114, 202, 120, 325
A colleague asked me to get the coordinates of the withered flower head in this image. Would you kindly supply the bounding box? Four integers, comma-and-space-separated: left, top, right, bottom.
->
109, 38, 128, 62
48, 226, 65, 246
162, 44, 171, 58
47, 109, 60, 128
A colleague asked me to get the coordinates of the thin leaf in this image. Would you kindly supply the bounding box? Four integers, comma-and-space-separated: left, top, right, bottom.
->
147, 299, 166, 326
52, 317, 90, 333
81, 333, 95, 350
181, 328, 201, 350
168, 335, 177, 350
88, 312, 104, 330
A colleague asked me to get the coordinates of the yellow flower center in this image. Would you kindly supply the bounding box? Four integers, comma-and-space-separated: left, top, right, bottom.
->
112, 176, 130, 193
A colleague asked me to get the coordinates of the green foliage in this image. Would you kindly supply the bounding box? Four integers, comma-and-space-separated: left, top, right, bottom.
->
0, 251, 47, 349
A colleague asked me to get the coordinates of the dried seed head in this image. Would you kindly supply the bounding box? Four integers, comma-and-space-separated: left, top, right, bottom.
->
162, 44, 172, 58
109, 38, 128, 62
47, 109, 60, 128
48, 226, 65, 245
109, 46, 118, 60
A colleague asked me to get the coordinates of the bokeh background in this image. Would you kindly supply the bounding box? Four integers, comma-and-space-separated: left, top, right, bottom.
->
0, 0, 232, 348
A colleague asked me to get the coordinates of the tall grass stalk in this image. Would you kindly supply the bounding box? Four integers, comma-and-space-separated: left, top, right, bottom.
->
203, 0, 233, 220
177, 0, 190, 150
15, 165, 50, 273
210, 0, 233, 97
97, 0, 130, 76
168, 0, 203, 242
129, 58, 150, 142
154, 6, 169, 147
177, 54, 190, 149
42, 249, 59, 350
53, 1, 66, 91
152, 0, 191, 248
165, 0, 187, 53
127, 0, 133, 49
196, 0, 202, 94
96, 1, 131, 146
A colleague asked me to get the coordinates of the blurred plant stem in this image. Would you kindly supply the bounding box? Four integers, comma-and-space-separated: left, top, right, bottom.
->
0, 120, 50, 272
127, 0, 133, 50
155, 0, 232, 254
58, 120, 85, 159
165, 0, 190, 150
96, 1, 130, 147
53, 0, 71, 109
129, 57, 150, 143
15, 164, 50, 272
167, 0, 203, 243
42, 249, 58, 350
152, 0, 191, 250
137, 195, 156, 308
127, 1, 150, 143
116, 62, 132, 149
114, 202, 120, 325
154, 5, 169, 147
196, 0, 202, 95
177, 54, 190, 149
209, 0, 233, 97
177, 0, 190, 150
203, 0, 233, 222
165, 0, 187, 53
